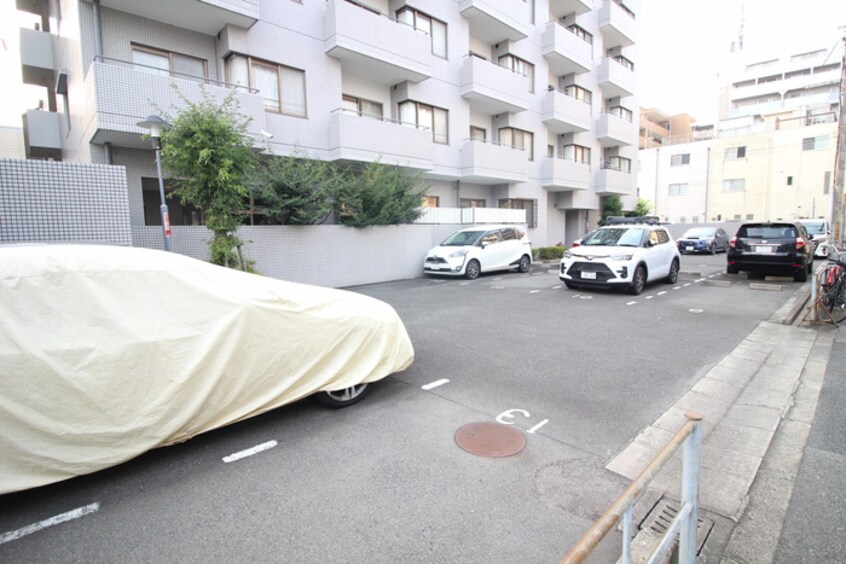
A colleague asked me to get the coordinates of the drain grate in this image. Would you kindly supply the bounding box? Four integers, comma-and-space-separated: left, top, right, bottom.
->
641, 499, 714, 556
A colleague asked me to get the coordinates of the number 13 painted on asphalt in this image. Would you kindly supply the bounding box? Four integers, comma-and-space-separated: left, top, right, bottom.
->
496, 409, 549, 434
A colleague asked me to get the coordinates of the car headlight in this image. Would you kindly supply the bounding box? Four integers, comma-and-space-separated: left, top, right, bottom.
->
610, 254, 633, 261
449, 249, 469, 258
563, 250, 573, 259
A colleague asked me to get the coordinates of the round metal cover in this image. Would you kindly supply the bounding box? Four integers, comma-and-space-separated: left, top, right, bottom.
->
454, 422, 526, 458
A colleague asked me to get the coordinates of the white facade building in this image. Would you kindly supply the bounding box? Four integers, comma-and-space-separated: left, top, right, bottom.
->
15, 0, 641, 248
641, 40, 842, 225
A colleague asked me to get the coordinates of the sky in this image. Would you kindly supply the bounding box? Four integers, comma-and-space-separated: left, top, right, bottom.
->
638, 0, 846, 124
1, 1, 845, 128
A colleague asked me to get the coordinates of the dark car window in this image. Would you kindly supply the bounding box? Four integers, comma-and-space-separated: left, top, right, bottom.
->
656, 229, 670, 244
501, 228, 516, 241
739, 225, 796, 239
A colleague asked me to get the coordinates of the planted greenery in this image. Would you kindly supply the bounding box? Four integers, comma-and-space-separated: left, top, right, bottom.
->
334, 161, 428, 227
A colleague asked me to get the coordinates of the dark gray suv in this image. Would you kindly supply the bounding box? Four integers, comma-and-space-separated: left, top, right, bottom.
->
727, 221, 814, 281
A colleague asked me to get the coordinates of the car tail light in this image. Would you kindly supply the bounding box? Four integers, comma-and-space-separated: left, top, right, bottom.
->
795, 238, 806, 250
729, 237, 737, 248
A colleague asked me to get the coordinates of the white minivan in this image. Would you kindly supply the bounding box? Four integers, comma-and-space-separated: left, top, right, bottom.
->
423, 225, 533, 279
799, 219, 831, 258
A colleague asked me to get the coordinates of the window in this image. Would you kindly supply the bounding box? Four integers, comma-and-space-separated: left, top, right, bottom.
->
670, 153, 690, 166
608, 105, 633, 122
562, 144, 590, 164
499, 127, 533, 160
226, 54, 306, 116
397, 7, 447, 58
605, 156, 631, 173
547, 145, 554, 157
421, 196, 439, 208
802, 136, 829, 151
461, 198, 486, 208
786, 175, 793, 186
724, 146, 746, 160
142, 178, 203, 226
499, 198, 537, 228
723, 178, 746, 192
564, 84, 592, 105
498, 54, 534, 93
399, 100, 448, 143
342, 95, 382, 118
568, 23, 593, 44
746, 214, 755, 220
612, 54, 634, 71
132, 45, 207, 81
470, 126, 486, 141
668, 183, 689, 196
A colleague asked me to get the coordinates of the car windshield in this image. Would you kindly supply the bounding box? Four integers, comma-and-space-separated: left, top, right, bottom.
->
682, 228, 715, 238
739, 225, 796, 239
800, 221, 826, 235
583, 227, 645, 247
441, 230, 484, 246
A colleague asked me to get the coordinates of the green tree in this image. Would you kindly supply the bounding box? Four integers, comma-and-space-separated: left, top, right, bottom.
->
600, 195, 624, 224
159, 89, 259, 269
627, 198, 654, 218
253, 149, 339, 225
334, 161, 427, 227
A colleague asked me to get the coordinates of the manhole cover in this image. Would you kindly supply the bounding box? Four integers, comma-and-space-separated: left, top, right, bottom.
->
454, 422, 526, 458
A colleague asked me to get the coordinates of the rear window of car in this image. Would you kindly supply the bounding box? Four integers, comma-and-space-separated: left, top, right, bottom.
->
738, 225, 796, 239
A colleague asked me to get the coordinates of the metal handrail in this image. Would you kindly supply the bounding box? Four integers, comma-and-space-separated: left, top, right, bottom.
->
561, 412, 703, 564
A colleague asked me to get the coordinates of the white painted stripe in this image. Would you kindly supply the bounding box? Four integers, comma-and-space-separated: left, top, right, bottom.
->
552, 285, 562, 289
530, 290, 541, 294
627, 301, 637, 306
0, 503, 100, 545
422, 379, 450, 390
673, 286, 681, 290
695, 278, 705, 283
683, 283, 692, 287
657, 291, 667, 296
222, 440, 278, 463
646, 295, 654, 300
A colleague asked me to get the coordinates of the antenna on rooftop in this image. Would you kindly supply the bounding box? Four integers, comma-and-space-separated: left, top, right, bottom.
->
737, 4, 745, 51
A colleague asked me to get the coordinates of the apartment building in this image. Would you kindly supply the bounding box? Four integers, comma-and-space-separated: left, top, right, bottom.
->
638, 108, 696, 149
15, 0, 640, 248
640, 40, 842, 225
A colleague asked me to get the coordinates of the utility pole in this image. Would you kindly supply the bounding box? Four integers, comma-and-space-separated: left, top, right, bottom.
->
833, 31, 846, 247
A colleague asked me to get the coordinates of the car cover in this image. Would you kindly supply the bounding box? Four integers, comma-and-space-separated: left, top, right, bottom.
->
0, 245, 414, 494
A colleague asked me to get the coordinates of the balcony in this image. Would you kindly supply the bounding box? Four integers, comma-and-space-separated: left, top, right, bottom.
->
594, 167, 633, 195
325, 0, 432, 85
19, 27, 54, 86
86, 58, 267, 148
596, 57, 634, 98
542, 88, 591, 134
460, 55, 530, 114
22, 109, 62, 160
542, 21, 592, 76
328, 110, 434, 170
596, 112, 634, 146
461, 139, 529, 184
598, 0, 636, 48
549, 0, 592, 18
459, 0, 530, 43
99, 0, 258, 34
555, 190, 599, 210
541, 157, 590, 191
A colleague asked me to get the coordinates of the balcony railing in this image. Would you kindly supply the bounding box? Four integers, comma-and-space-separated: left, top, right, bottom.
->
542, 21, 592, 76
541, 156, 591, 191
328, 108, 434, 170
461, 137, 529, 184
415, 207, 527, 225
460, 53, 530, 114
542, 87, 591, 134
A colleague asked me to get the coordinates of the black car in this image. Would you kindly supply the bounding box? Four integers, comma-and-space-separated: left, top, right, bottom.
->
677, 226, 730, 254
727, 221, 815, 281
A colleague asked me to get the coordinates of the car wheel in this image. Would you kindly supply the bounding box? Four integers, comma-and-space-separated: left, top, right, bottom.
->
628, 265, 646, 295
465, 259, 480, 280
664, 259, 679, 284
727, 264, 739, 274
315, 384, 370, 408
517, 255, 530, 273
710, 244, 716, 255
795, 261, 811, 282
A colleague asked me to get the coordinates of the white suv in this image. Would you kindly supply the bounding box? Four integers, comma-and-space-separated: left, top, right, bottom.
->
423, 225, 533, 280
559, 220, 680, 295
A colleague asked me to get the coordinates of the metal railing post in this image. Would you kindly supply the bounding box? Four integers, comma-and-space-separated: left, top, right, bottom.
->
679, 413, 703, 563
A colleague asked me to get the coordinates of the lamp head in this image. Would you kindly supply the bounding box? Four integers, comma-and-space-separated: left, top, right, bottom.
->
137, 115, 170, 138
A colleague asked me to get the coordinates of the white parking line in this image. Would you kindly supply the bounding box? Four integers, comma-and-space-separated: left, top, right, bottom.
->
627, 301, 637, 306
552, 285, 562, 289
657, 291, 667, 296
459, 282, 469, 286
673, 286, 681, 290
530, 290, 541, 294
0, 503, 100, 545
222, 440, 277, 463
645, 295, 654, 300
695, 278, 705, 283
422, 379, 450, 390
683, 283, 692, 287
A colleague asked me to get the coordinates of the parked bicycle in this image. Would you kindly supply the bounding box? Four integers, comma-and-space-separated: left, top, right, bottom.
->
819, 247, 846, 318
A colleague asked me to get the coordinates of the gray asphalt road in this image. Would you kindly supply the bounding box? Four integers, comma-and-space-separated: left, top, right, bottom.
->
0, 253, 802, 563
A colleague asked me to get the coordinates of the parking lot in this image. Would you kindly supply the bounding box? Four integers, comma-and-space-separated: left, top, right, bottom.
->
0, 253, 805, 562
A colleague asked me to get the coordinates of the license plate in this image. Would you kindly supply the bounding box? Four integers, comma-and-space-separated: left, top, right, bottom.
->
755, 245, 774, 254
685, 246, 694, 251
581, 271, 596, 280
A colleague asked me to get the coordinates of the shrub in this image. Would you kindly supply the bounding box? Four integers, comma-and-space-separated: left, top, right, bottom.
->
533, 246, 566, 261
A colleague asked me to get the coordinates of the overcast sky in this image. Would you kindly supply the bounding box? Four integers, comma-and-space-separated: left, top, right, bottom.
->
638, 0, 846, 124
1, 2, 845, 128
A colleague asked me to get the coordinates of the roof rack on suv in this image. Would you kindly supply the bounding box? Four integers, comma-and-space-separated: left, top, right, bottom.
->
604, 216, 661, 226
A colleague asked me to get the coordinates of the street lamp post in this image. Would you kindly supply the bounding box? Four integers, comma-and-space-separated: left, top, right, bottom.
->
137, 115, 173, 252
